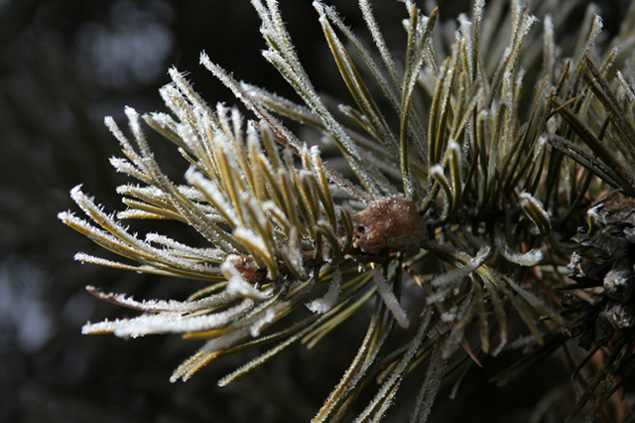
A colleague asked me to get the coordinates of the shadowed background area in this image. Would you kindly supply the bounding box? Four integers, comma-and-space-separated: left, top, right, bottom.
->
0, 0, 628, 422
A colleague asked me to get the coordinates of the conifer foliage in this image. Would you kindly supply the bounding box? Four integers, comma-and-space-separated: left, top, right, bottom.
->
60, 0, 635, 420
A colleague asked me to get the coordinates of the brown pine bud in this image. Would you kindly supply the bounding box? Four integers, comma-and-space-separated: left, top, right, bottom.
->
352, 196, 426, 258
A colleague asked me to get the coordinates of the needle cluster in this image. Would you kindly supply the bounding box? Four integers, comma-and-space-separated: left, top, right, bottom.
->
60, 0, 635, 420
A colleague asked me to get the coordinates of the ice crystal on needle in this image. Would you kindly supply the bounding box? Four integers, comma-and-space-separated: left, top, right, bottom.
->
60, 0, 635, 420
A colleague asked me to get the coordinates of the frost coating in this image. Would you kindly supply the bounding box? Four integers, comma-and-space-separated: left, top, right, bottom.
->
306, 266, 342, 314
372, 266, 410, 328
222, 259, 271, 301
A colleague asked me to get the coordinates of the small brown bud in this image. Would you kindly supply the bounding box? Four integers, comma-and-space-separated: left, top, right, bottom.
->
225, 254, 263, 284
352, 196, 426, 258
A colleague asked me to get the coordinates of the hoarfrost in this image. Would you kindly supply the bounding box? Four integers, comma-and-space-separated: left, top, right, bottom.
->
372, 266, 410, 328
222, 260, 270, 301
306, 266, 341, 314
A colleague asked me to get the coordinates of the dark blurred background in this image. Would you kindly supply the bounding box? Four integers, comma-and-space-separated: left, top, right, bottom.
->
0, 0, 629, 422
